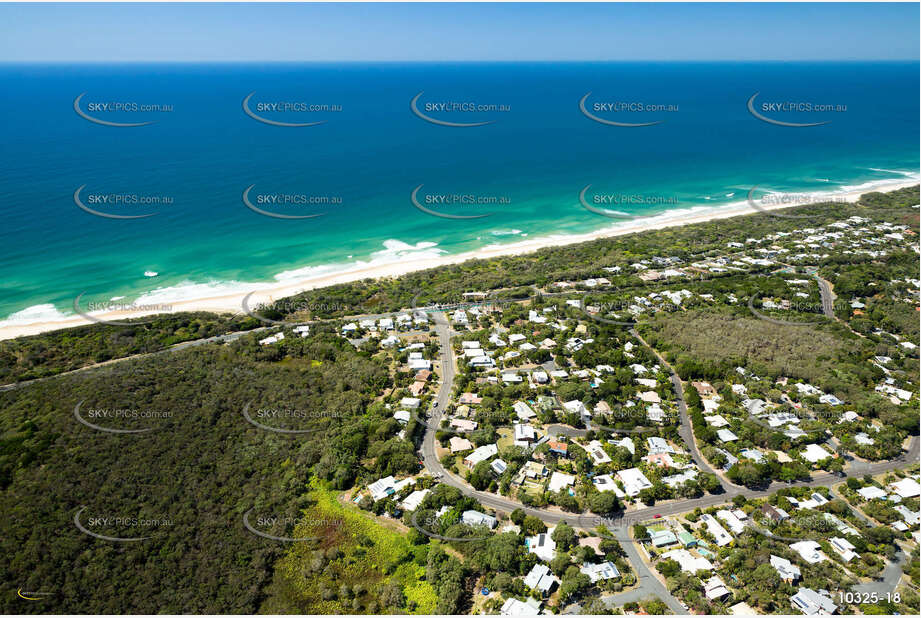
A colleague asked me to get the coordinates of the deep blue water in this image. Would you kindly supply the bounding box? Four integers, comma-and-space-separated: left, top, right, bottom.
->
0, 62, 917, 323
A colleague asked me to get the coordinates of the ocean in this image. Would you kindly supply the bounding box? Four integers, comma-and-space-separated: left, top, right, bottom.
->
0, 61, 918, 325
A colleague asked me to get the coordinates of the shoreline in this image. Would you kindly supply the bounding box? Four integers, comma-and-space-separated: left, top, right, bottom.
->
1, 177, 917, 341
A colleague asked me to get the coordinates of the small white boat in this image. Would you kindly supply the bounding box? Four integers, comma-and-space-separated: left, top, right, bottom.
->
144, 271, 159, 278
725, 192, 735, 197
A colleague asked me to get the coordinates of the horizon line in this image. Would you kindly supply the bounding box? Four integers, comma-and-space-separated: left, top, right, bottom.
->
1, 59, 918, 64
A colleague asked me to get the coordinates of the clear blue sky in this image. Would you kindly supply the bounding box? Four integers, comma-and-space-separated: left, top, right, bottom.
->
0, 2, 918, 62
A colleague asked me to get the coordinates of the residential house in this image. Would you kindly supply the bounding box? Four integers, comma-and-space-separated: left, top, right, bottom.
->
461, 510, 497, 529
581, 562, 621, 583
790, 588, 837, 615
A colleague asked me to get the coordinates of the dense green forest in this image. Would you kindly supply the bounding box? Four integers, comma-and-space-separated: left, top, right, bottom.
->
0, 312, 260, 383
0, 331, 417, 613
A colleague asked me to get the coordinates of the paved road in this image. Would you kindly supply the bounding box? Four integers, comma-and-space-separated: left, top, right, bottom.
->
630, 328, 728, 488
814, 275, 837, 319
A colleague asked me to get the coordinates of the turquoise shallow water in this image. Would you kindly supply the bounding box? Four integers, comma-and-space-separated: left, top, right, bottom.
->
0, 62, 917, 324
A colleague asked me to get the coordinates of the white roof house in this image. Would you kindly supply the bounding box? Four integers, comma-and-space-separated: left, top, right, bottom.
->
523, 563, 559, 595
830, 537, 858, 562
527, 530, 557, 562
400, 489, 430, 512
461, 510, 497, 529
717, 429, 739, 442
701, 514, 733, 546
857, 485, 887, 500
791, 588, 837, 615
258, 332, 285, 345
717, 509, 746, 534
514, 423, 536, 442
408, 357, 431, 371
890, 477, 921, 498
548, 471, 576, 493
661, 548, 713, 573
790, 540, 826, 564
464, 444, 499, 467
616, 468, 653, 497
586, 440, 612, 464
514, 401, 536, 421
770, 555, 801, 582
646, 437, 674, 454
581, 561, 621, 583
368, 476, 397, 501
400, 397, 421, 409
616, 437, 635, 455
393, 410, 411, 424
592, 474, 626, 497
646, 404, 666, 423
501, 597, 542, 616
703, 575, 731, 601
662, 469, 698, 488
563, 400, 589, 418
800, 443, 833, 463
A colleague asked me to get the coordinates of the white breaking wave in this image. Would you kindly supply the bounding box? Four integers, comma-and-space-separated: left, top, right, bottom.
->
0, 303, 71, 328
490, 229, 523, 236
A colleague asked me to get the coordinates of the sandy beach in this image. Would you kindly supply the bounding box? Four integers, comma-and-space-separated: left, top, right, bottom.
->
2, 178, 917, 341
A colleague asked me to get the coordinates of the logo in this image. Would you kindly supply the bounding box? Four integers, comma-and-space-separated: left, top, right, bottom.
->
746, 92, 834, 128
73, 506, 163, 542
242, 92, 329, 127
242, 508, 326, 542
410, 184, 506, 219
241, 402, 326, 435
73, 400, 162, 434
241, 184, 332, 219
73, 92, 165, 127
73, 184, 160, 220
72, 292, 172, 327
579, 92, 668, 127
410, 91, 501, 127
